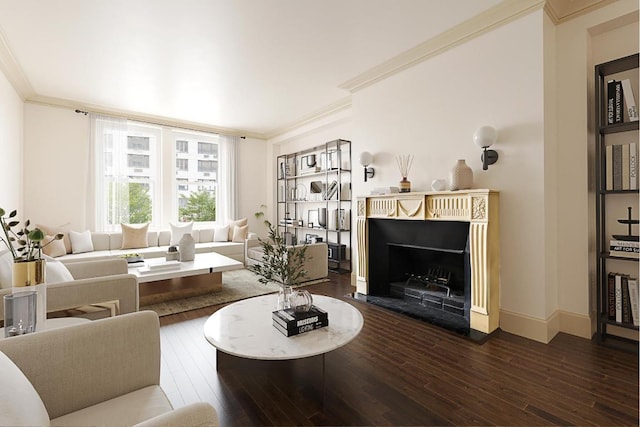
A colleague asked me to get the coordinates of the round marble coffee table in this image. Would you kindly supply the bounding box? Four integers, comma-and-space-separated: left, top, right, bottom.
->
203, 294, 363, 369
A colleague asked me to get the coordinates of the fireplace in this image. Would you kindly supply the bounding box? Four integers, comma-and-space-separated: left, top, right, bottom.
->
355, 190, 500, 336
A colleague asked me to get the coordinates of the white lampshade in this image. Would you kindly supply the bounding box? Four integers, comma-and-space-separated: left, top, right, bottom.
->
473, 126, 497, 149
359, 151, 373, 167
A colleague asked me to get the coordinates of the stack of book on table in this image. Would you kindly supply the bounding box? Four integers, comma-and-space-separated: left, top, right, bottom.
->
272, 306, 329, 337
610, 239, 639, 259
607, 272, 639, 326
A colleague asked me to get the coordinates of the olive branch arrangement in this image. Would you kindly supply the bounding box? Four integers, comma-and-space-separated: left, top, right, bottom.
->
0, 208, 63, 261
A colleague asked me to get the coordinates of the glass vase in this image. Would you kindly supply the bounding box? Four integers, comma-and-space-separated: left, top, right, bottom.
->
399, 177, 411, 193
12, 259, 46, 331
276, 286, 293, 310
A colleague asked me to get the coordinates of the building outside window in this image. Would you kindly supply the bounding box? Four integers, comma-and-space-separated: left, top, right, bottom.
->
176, 158, 188, 171
176, 140, 189, 153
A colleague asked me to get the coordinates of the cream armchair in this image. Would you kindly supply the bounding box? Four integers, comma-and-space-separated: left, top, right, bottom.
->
0, 258, 138, 321
0, 310, 218, 426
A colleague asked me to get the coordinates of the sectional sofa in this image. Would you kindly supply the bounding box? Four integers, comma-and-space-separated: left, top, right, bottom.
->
53, 228, 257, 266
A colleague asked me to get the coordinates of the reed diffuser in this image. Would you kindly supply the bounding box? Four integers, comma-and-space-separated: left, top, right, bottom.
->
396, 154, 414, 193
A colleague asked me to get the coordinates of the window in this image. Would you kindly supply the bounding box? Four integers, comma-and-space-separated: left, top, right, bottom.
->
128, 135, 150, 151
93, 116, 234, 231
176, 158, 188, 171
176, 140, 188, 153
128, 154, 150, 168
198, 160, 215, 172
198, 142, 216, 155
93, 118, 160, 231
173, 131, 220, 222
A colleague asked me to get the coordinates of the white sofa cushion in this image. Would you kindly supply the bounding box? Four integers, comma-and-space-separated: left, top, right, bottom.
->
169, 222, 193, 246
50, 385, 172, 427
42, 235, 67, 258
69, 230, 94, 254
227, 218, 247, 241
0, 351, 51, 427
213, 225, 229, 242
45, 256, 75, 284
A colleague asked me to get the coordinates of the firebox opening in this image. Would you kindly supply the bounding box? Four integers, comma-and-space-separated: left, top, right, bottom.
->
361, 218, 473, 336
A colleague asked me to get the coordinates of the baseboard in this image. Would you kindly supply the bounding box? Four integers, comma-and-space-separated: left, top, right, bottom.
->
500, 308, 593, 343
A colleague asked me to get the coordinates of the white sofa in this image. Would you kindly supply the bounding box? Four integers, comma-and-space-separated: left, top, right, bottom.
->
0, 311, 218, 427
56, 228, 257, 265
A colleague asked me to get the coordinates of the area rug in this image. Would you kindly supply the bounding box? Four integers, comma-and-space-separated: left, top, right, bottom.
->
140, 269, 329, 317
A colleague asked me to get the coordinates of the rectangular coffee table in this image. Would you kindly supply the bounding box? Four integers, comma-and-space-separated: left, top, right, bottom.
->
129, 252, 244, 305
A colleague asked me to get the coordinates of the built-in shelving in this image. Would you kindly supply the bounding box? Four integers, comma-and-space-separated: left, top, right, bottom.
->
276, 139, 352, 273
594, 53, 639, 350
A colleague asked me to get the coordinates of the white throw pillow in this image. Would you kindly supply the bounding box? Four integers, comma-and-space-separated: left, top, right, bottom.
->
213, 225, 229, 242
170, 222, 193, 246
44, 255, 74, 284
0, 351, 50, 427
69, 230, 94, 254
0, 250, 13, 289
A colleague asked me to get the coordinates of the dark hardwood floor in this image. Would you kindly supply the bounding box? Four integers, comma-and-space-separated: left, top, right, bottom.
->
158, 273, 639, 426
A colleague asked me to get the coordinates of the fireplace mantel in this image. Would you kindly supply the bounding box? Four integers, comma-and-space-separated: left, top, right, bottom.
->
356, 189, 500, 334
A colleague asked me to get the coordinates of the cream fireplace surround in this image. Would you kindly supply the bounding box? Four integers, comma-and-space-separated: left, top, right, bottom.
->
356, 189, 500, 334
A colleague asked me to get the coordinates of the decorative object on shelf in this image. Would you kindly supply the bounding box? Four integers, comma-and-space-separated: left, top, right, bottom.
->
431, 179, 447, 191
449, 159, 473, 190
3, 291, 37, 337
396, 154, 414, 193
248, 210, 309, 309
0, 208, 63, 331
317, 208, 327, 228
473, 125, 499, 170
612, 206, 639, 241
178, 233, 195, 261
289, 289, 313, 313
359, 151, 375, 182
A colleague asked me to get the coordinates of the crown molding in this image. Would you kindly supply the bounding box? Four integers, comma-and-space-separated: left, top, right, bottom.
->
544, 0, 616, 25
339, 0, 546, 94
265, 96, 352, 141
0, 26, 34, 100
26, 94, 265, 140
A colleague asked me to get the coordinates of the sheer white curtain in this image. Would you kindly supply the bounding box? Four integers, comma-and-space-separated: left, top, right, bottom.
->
91, 114, 129, 232
217, 135, 239, 224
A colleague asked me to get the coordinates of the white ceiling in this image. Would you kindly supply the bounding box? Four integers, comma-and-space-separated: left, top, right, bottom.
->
0, 0, 609, 138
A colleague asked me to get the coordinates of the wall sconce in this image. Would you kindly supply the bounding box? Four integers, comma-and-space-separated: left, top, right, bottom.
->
359, 151, 375, 182
473, 126, 498, 170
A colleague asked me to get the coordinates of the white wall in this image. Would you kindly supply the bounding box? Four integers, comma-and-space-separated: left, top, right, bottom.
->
353, 11, 548, 327
0, 68, 23, 214
555, 0, 638, 338
22, 103, 268, 232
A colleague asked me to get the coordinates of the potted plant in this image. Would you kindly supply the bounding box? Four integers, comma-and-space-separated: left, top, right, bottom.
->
248, 210, 309, 309
0, 208, 63, 329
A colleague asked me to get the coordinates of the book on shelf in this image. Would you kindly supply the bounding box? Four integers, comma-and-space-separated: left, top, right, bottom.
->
621, 78, 639, 122
607, 80, 616, 125
615, 274, 623, 323
608, 273, 638, 325
609, 239, 640, 247
622, 276, 631, 324
631, 142, 638, 190
627, 278, 639, 327
272, 305, 329, 337
605, 145, 613, 190
608, 273, 616, 320
607, 142, 638, 190
610, 250, 640, 259
615, 80, 624, 123
622, 143, 630, 190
